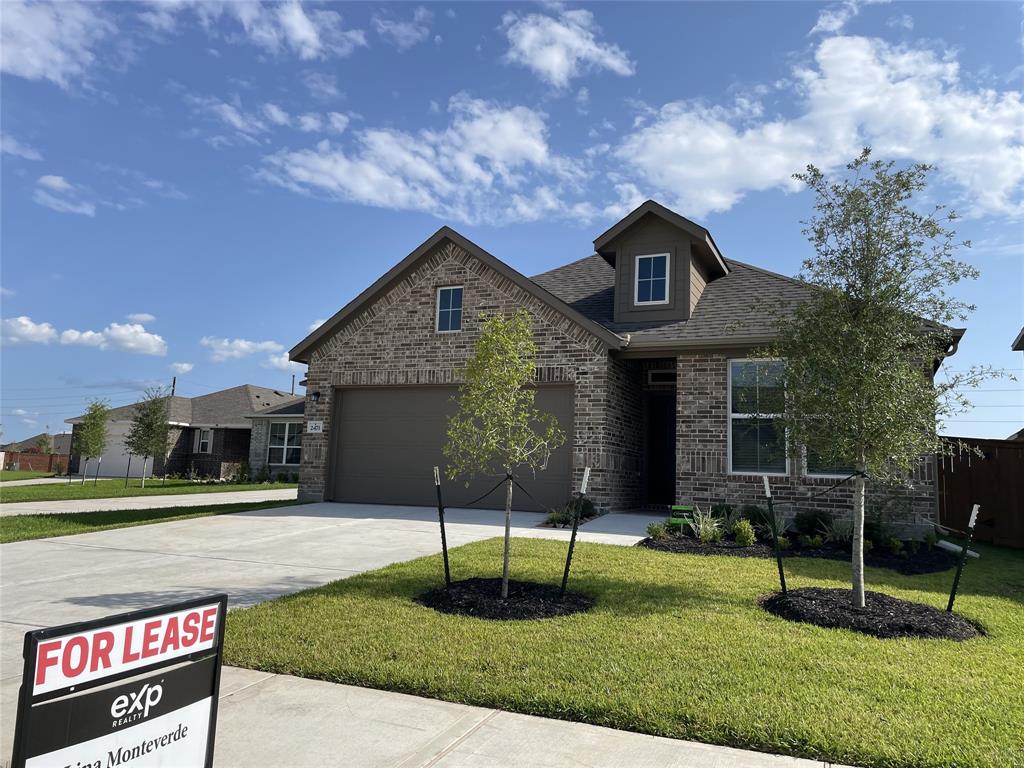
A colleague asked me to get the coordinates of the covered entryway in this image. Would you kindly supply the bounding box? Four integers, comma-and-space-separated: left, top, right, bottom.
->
329, 386, 574, 512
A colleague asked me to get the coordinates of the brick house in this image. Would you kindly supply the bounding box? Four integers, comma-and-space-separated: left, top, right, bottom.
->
67, 385, 295, 479
289, 201, 961, 526
247, 397, 305, 479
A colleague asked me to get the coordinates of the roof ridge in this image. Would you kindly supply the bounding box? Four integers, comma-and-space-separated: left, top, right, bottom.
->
725, 258, 807, 287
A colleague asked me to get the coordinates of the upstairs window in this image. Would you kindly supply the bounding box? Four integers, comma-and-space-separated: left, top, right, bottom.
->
268, 422, 302, 465
436, 286, 463, 332
635, 254, 669, 305
729, 359, 787, 475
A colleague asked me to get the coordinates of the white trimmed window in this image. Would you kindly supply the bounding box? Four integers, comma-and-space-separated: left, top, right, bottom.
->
436, 286, 463, 332
268, 422, 302, 465
634, 254, 669, 305
728, 359, 787, 475
194, 429, 212, 454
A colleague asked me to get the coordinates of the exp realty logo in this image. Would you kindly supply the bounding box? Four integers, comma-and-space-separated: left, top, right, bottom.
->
110, 681, 163, 728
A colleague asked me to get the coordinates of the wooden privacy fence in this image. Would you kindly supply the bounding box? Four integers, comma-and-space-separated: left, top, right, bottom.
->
938, 437, 1024, 549
1, 451, 69, 474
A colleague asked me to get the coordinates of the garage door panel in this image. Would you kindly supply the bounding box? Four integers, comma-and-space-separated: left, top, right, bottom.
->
330, 386, 573, 512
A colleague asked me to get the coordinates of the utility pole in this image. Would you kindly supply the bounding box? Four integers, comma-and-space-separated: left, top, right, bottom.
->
170, 376, 176, 398
291, 374, 295, 396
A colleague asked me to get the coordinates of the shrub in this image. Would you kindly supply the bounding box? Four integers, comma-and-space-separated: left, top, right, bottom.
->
777, 535, 792, 550
255, 466, 271, 483
793, 509, 833, 537
798, 534, 814, 548
732, 519, 756, 547
924, 531, 938, 550
236, 462, 250, 483
820, 517, 854, 545
888, 538, 905, 555
686, 505, 723, 544
646, 522, 668, 541
908, 539, 921, 555
290, 472, 299, 483
864, 539, 874, 553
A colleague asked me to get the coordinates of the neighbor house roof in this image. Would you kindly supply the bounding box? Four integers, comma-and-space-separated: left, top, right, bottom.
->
532, 254, 813, 350
248, 396, 305, 419
65, 385, 295, 428
1013, 327, 1024, 352
2, 433, 73, 454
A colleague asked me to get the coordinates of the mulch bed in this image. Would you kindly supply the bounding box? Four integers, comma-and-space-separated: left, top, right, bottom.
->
638, 537, 958, 575
761, 587, 983, 640
414, 577, 593, 620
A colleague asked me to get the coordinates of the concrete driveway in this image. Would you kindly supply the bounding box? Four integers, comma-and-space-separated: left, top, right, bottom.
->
0, 486, 298, 516
1, 503, 832, 767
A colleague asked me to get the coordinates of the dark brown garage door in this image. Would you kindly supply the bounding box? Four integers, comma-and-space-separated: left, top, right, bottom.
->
329, 386, 574, 512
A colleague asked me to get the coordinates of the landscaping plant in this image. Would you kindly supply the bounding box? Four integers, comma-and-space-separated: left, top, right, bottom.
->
444, 309, 566, 599
732, 519, 757, 547
75, 400, 109, 485
767, 149, 997, 608
123, 387, 171, 488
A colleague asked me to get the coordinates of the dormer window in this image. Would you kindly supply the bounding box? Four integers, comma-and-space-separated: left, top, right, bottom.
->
436, 286, 463, 332
635, 254, 669, 305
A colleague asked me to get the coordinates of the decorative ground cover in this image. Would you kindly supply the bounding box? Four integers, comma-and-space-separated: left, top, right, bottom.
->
224, 536, 1023, 768
761, 587, 982, 640
639, 535, 958, 575
415, 577, 592, 620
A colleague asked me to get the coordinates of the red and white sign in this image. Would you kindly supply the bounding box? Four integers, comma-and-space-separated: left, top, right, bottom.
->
32, 602, 220, 696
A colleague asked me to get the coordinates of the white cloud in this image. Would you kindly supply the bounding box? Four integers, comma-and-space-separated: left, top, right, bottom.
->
61, 322, 167, 355
12, 408, 32, 417
326, 112, 349, 134
32, 175, 96, 216
502, 8, 635, 88
170, 362, 193, 374
616, 35, 1024, 218
2, 316, 58, 345
263, 352, 304, 372
0, 286, 15, 298
0, 0, 116, 88
126, 312, 156, 324
887, 14, 914, 31
810, 1, 863, 36
303, 71, 339, 100
308, 318, 326, 332
263, 103, 291, 127
296, 113, 323, 132
373, 7, 432, 51
260, 92, 585, 224
1, 134, 42, 160
206, 1, 367, 60
200, 336, 283, 362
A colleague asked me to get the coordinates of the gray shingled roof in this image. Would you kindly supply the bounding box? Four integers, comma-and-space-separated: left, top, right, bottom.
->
250, 396, 305, 418
2, 433, 73, 453
66, 385, 295, 427
531, 255, 811, 347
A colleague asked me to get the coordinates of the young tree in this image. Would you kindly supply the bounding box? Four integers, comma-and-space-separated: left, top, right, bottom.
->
77, 400, 110, 485
445, 309, 566, 599
124, 387, 171, 488
35, 433, 52, 455
768, 149, 991, 608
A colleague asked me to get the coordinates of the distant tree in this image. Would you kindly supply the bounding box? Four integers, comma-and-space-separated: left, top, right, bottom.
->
445, 309, 566, 599
124, 387, 170, 488
766, 149, 995, 609
35, 433, 52, 455
77, 400, 110, 485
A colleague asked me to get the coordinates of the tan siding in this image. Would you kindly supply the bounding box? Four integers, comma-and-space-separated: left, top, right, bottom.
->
689, 258, 708, 315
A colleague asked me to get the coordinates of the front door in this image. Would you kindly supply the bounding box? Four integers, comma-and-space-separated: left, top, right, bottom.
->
645, 391, 676, 505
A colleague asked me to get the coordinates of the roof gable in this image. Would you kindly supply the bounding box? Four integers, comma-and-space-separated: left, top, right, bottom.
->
289, 227, 623, 362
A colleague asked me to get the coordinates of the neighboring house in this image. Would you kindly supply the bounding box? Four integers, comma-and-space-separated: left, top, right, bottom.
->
66, 385, 296, 479
248, 396, 305, 479
289, 200, 961, 525
1009, 327, 1024, 441
2, 432, 72, 454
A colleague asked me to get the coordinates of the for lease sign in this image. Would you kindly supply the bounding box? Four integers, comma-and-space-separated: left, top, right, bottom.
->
12, 596, 226, 768
33, 602, 220, 695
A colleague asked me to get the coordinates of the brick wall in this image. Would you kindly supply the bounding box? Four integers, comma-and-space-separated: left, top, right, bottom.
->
675, 351, 938, 530
168, 427, 251, 479
301, 239, 627, 509
249, 418, 302, 479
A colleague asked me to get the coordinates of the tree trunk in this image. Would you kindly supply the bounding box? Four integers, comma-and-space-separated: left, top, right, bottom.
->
81, 458, 88, 485
141, 457, 148, 488
501, 475, 513, 600
851, 469, 866, 609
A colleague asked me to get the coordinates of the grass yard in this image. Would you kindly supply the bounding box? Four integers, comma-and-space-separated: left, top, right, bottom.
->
0, 500, 306, 543
0, 478, 297, 503
225, 537, 1024, 768
0, 470, 55, 481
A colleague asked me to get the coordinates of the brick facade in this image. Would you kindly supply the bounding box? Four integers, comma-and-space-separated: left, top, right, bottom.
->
675, 351, 937, 531
249, 417, 303, 479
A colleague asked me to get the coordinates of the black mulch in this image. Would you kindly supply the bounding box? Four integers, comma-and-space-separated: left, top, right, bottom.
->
637, 537, 958, 575
761, 587, 983, 640
414, 577, 593, 621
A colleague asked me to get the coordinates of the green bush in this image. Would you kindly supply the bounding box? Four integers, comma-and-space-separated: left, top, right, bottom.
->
255, 466, 271, 483
924, 531, 938, 550
646, 522, 668, 541
820, 517, 853, 545
888, 538, 905, 555
686, 506, 722, 544
236, 462, 250, 483
793, 509, 832, 536
777, 535, 792, 550
864, 539, 874, 553
908, 539, 921, 555
732, 518, 756, 547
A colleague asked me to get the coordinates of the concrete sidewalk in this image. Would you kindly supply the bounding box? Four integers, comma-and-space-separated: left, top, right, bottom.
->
0, 486, 298, 516
212, 668, 846, 768
0, 476, 67, 488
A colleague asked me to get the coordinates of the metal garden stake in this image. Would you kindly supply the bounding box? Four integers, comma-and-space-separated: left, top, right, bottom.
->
560, 467, 591, 599
947, 504, 979, 612
763, 476, 788, 596
433, 466, 452, 589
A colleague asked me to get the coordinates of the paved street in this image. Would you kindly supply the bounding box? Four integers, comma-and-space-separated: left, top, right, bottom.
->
0, 486, 298, 516
0, 503, 840, 767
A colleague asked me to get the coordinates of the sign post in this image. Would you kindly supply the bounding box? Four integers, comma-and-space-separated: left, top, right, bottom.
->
947, 504, 980, 613
11, 594, 227, 768
560, 467, 591, 599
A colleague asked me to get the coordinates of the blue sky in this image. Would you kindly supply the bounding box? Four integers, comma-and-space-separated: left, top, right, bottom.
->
1, 0, 1021, 444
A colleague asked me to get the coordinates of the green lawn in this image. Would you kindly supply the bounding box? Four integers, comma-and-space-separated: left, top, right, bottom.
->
0, 500, 306, 543
225, 537, 1024, 768
0, 470, 56, 481
0, 478, 297, 503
